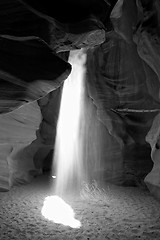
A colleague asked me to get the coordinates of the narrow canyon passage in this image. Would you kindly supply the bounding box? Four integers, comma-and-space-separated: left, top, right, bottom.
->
1, 175, 160, 240
1, 1, 160, 240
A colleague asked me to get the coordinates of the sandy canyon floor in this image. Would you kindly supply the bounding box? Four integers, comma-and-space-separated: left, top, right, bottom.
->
0, 175, 160, 240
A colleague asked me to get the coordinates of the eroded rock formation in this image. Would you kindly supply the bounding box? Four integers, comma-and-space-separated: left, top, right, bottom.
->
1, 0, 160, 200
0, 0, 112, 189
145, 113, 160, 198
33, 87, 62, 173
0, 101, 41, 191
0, 0, 108, 113
85, 0, 160, 187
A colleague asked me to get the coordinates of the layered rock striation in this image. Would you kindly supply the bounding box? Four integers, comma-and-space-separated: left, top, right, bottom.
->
0, 101, 41, 191
1, 0, 160, 199
86, 0, 160, 186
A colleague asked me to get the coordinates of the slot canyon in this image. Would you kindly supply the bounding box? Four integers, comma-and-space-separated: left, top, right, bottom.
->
1, 0, 160, 239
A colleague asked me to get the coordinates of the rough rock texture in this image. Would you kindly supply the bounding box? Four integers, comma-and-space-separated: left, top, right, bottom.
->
0, 0, 72, 113
16, 0, 108, 52
0, 36, 71, 113
33, 87, 62, 173
1, 0, 160, 201
0, 0, 109, 114
134, 0, 160, 199
0, 101, 41, 191
32, 52, 70, 174
0, 0, 112, 190
145, 113, 160, 199
86, 0, 160, 186
81, 90, 124, 185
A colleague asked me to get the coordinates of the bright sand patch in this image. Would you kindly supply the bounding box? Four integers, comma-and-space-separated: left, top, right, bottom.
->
0, 175, 160, 240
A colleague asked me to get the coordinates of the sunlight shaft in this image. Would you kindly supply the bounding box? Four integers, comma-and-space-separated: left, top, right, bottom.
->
53, 49, 86, 196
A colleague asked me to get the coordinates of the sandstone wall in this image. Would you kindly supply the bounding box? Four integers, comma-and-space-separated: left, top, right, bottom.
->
0, 101, 41, 191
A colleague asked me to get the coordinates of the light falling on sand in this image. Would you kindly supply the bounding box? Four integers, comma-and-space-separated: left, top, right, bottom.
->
41, 195, 81, 228
53, 49, 87, 196
41, 49, 104, 228
41, 51, 86, 228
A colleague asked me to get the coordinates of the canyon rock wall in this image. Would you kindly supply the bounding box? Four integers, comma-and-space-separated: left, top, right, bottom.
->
33, 87, 63, 173
145, 113, 160, 199
0, 0, 112, 190
86, 0, 160, 187
1, 0, 160, 199
0, 101, 41, 191
0, 0, 109, 114
135, 0, 160, 196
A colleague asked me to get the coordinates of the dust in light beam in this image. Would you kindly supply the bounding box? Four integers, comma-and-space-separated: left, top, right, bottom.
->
41, 49, 86, 228
53, 49, 87, 196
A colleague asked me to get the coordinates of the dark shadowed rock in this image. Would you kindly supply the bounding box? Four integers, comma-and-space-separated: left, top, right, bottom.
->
0, 36, 71, 113
86, 0, 160, 185
33, 88, 63, 172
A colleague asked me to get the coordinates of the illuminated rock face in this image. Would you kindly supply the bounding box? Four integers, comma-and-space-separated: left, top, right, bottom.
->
33, 88, 62, 173
1, 0, 160, 198
86, 0, 160, 186
0, 101, 41, 191
0, 0, 111, 189
145, 113, 160, 198
80, 92, 124, 185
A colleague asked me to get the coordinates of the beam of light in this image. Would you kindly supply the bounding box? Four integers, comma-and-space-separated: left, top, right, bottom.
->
41, 50, 85, 229
41, 49, 106, 228
53, 49, 87, 196
41, 195, 81, 228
